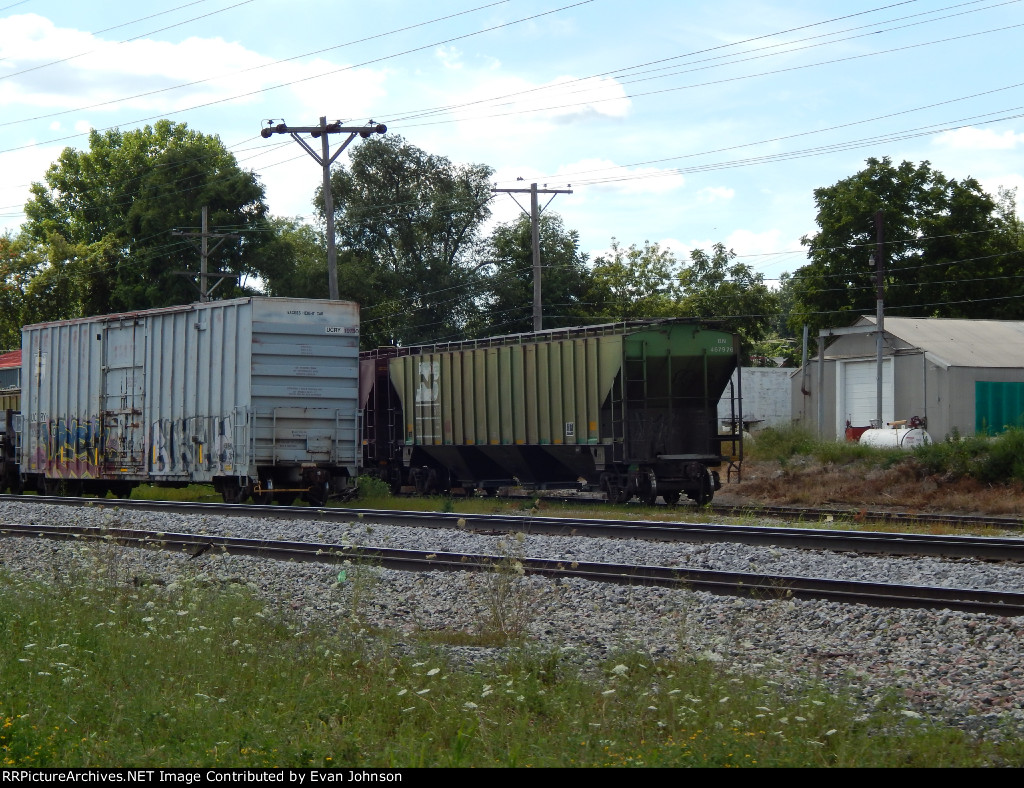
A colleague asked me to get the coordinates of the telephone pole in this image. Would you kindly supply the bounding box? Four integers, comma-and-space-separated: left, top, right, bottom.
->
261, 117, 386, 300
490, 182, 573, 332
172, 206, 240, 302
871, 209, 886, 429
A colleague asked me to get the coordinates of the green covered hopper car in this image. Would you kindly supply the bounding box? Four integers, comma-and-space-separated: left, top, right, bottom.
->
361, 319, 741, 504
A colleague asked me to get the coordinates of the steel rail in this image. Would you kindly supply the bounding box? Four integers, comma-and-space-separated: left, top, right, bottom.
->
3, 494, 1024, 562
1, 522, 1023, 616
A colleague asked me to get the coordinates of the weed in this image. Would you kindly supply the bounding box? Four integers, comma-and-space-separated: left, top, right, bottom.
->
354, 475, 391, 501
478, 533, 534, 644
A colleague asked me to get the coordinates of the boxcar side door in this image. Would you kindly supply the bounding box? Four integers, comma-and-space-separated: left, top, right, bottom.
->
101, 321, 147, 475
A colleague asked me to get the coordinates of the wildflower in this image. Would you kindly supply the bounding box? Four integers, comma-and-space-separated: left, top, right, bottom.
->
463, 702, 478, 710
795, 716, 806, 722
142, 617, 154, 623
601, 689, 615, 696
900, 710, 923, 719
426, 668, 440, 676
825, 729, 838, 736
719, 697, 729, 704
417, 689, 430, 695
396, 689, 407, 697
647, 706, 658, 711
611, 664, 628, 676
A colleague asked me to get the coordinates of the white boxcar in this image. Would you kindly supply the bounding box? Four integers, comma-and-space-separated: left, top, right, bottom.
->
20, 297, 359, 504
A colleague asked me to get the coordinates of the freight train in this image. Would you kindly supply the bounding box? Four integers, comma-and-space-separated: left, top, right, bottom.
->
0, 299, 742, 505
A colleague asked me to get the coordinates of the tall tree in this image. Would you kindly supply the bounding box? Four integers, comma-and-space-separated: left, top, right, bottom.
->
21, 120, 271, 314
678, 242, 781, 359
473, 213, 592, 335
586, 239, 680, 321
791, 157, 1023, 337
315, 134, 493, 347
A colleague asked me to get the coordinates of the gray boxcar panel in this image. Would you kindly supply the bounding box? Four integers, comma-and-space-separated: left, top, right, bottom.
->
21, 298, 359, 490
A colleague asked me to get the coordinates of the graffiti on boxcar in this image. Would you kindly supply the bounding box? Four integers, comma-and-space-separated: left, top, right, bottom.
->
28, 418, 104, 476
149, 414, 235, 475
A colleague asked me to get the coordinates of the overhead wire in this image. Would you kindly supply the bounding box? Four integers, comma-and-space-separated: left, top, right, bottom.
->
0, 1, 251, 80
0, 0, 595, 151
386, 0, 1012, 124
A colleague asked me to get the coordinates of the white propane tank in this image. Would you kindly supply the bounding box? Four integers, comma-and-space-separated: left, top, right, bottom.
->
859, 427, 932, 449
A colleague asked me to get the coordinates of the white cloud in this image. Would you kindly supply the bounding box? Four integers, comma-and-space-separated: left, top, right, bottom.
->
724, 228, 784, 257
933, 126, 1024, 151
0, 14, 388, 118
0, 142, 67, 234
697, 186, 735, 203
436, 46, 463, 70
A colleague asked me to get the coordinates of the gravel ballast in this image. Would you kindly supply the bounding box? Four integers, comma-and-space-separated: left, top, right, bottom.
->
1, 500, 1022, 740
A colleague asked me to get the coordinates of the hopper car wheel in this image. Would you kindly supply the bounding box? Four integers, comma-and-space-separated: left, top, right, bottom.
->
252, 492, 273, 505
305, 482, 329, 507
110, 482, 134, 500
639, 470, 658, 506
275, 492, 298, 507
222, 484, 250, 505
41, 478, 61, 497
607, 485, 631, 505
686, 468, 713, 506
662, 490, 681, 506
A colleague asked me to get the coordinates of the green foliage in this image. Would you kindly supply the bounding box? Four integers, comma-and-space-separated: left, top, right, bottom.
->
587, 238, 680, 320
355, 474, 392, 501
745, 425, 818, 463
678, 242, 781, 356
19, 121, 273, 316
312, 134, 494, 348
1, 566, 1016, 767
913, 428, 1024, 483
256, 217, 327, 299
748, 425, 904, 468
472, 213, 593, 335
791, 157, 1024, 340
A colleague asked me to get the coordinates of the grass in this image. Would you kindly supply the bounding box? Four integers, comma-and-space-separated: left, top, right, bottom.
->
1, 545, 1022, 768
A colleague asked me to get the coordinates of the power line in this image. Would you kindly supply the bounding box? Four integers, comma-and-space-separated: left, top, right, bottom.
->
0, 0, 593, 150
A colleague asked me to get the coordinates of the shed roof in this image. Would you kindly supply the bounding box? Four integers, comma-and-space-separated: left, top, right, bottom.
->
0, 350, 20, 369
856, 316, 1024, 368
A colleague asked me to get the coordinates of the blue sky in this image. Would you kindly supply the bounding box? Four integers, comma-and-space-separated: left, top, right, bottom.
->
2, 0, 1022, 285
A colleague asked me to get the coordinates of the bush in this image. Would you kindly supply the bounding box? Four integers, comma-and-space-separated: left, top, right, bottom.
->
912, 428, 1024, 484
355, 474, 392, 500
745, 425, 817, 463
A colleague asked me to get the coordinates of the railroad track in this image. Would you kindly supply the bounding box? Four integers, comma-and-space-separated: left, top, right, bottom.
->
3, 494, 1024, 562
2, 521, 1023, 616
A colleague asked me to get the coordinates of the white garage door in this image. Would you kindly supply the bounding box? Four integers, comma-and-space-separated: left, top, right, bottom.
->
838, 358, 893, 431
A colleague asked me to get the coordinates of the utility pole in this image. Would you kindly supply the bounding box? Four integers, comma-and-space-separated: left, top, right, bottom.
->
172, 206, 240, 302
490, 182, 573, 332
871, 209, 886, 429
261, 117, 386, 300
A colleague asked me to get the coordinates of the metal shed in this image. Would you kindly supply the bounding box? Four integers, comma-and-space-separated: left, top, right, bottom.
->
792, 316, 1024, 440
